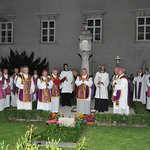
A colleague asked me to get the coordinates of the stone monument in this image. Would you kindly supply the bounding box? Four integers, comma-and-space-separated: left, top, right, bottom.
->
78, 24, 92, 74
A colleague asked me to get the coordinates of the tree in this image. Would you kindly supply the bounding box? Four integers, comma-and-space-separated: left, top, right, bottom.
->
0, 49, 49, 75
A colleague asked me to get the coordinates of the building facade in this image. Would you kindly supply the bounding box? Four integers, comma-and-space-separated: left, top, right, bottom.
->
0, 0, 150, 76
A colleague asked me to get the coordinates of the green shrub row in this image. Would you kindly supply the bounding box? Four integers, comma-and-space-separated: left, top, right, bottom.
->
95, 113, 150, 126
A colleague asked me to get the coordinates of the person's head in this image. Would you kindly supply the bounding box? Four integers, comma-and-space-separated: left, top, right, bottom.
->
14, 68, 19, 74
20, 66, 23, 73
34, 70, 37, 75
118, 67, 125, 76
138, 68, 142, 73
114, 67, 119, 75
3, 69, 8, 75
101, 65, 105, 72
42, 69, 48, 77
63, 63, 68, 71
23, 66, 29, 75
82, 68, 87, 76
0, 70, 2, 77
145, 68, 148, 74
53, 69, 58, 76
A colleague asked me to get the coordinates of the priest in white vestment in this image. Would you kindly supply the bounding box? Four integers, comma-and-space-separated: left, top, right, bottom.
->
0, 70, 8, 111
112, 67, 130, 115
94, 65, 109, 112
146, 77, 150, 110
32, 70, 38, 101
10, 68, 19, 107
60, 64, 73, 106
37, 69, 53, 111
144, 68, 149, 92
3, 69, 12, 108
50, 69, 60, 113
75, 68, 93, 114
133, 68, 146, 104
16, 66, 35, 110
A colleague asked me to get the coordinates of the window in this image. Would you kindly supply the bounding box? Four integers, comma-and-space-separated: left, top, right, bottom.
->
0, 22, 13, 44
41, 20, 55, 43
137, 17, 150, 41
87, 18, 102, 42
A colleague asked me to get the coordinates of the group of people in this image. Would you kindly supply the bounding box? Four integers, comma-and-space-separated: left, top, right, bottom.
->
0, 63, 149, 115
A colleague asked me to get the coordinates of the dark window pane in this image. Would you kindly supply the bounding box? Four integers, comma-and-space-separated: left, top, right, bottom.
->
95, 35, 100, 41
146, 34, 150, 40
138, 34, 144, 40
95, 28, 100, 34
7, 23, 12, 29
49, 36, 54, 41
2, 31, 5, 36
42, 30, 47, 35
146, 26, 150, 32
8, 37, 12, 42
146, 18, 150, 25
138, 18, 144, 25
49, 22, 54, 28
42, 22, 48, 28
138, 27, 144, 32
1, 24, 6, 29
95, 19, 101, 26
88, 28, 93, 34
7, 31, 11, 36
42, 36, 47, 42
49, 29, 54, 35
88, 20, 93, 26
1, 37, 5, 42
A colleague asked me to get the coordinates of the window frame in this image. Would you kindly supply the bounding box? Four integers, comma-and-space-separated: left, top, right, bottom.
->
87, 18, 102, 42
136, 16, 150, 41
0, 22, 13, 44
41, 20, 56, 43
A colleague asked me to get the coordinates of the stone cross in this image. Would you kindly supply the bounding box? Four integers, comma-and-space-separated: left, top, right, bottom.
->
115, 56, 121, 66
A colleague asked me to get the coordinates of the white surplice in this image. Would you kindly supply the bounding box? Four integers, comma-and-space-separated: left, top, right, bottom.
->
16, 74, 35, 110
133, 73, 146, 104
37, 76, 53, 111
60, 70, 73, 93
113, 74, 129, 115
0, 77, 7, 111
146, 80, 150, 110
94, 71, 109, 99
145, 73, 149, 92
32, 74, 38, 101
75, 74, 93, 114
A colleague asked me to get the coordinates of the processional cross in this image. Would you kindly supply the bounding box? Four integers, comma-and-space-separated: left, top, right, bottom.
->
115, 56, 121, 66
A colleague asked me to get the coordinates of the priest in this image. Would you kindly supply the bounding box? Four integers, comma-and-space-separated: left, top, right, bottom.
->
75, 68, 93, 114
37, 69, 53, 111
94, 65, 109, 112
133, 68, 146, 104
60, 64, 73, 106
32, 70, 38, 101
0, 69, 7, 111
112, 67, 130, 115
50, 69, 60, 113
16, 66, 35, 110
146, 76, 150, 110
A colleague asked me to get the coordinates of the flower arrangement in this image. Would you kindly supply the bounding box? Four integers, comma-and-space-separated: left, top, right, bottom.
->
75, 113, 84, 124
48, 112, 60, 121
46, 119, 60, 125
83, 113, 96, 122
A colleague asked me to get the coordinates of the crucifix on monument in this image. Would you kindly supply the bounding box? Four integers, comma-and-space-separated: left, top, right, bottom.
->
115, 56, 121, 66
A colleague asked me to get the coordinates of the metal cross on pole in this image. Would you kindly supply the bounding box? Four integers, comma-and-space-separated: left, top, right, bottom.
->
115, 56, 121, 66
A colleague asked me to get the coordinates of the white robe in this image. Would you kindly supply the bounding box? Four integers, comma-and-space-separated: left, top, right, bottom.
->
37, 76, 53, 111
133, 74, 146, 104
16, 74, 35, 110
32, 74, 38, 101
51, 74, 60, 113
0, 77, 7, 111
4, 74, 12, 108
113, 74, 129, 115
60, 70, 73, 93
145, 73, 150, 92
75, 74, 93, 114
146, 80, 150, 110
94, 72, 109, 99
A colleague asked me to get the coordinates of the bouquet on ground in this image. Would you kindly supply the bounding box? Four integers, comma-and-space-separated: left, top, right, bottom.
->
75, 113, 84, 124
83, 113, 96, 122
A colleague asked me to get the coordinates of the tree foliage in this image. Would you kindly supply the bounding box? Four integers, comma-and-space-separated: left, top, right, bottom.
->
0, 49, 48, 75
